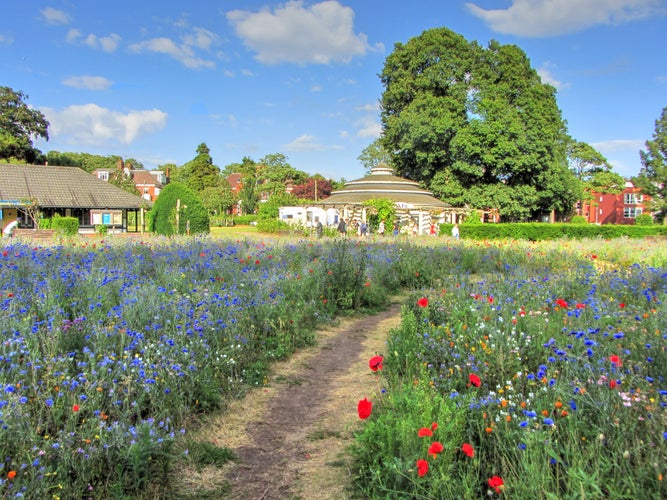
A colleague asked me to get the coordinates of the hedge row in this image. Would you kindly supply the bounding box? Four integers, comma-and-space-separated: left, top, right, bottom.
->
439, 223, 667, 241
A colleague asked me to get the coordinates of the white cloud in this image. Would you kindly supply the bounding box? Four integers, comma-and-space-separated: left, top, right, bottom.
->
42, 104, 167, 146
84, 33, 122, 53
40, 7, 70, 25
355, 116, 382, 139
592, 139, 644, 154
0, 34, 13, 46
536, 62, 570, 90
62, 76, 114, 91
129, 29, 217, 69
66, 29, 81, 43
227, 0, 382, 65
465, 0, 666, 37
283, 133, 326, 151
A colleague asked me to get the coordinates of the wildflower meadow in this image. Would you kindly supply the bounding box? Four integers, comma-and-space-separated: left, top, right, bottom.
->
352, 238, 667, 499
0, 234, 665, 498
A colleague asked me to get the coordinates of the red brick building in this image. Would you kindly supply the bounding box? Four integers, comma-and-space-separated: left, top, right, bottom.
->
580, 181, 651, 224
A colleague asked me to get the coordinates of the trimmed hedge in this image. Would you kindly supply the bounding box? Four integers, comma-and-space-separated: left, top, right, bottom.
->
50, 215, 79, 235
439, 223, 667, 241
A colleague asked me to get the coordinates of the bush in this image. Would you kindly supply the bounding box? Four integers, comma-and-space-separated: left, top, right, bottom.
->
96, 224, 109, 236
634, 213, 654, 226
149, 182, 210, 235
50, 214, 79, 235
233, 215, 259, 225
256, 218, 290, 233
570, 215, 587, 224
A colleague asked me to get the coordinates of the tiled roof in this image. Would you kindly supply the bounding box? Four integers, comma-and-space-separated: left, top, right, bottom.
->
0, 164, 150, 209
319, 166, 449, 208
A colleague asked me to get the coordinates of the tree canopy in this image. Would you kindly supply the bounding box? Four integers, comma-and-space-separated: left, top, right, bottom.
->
634, 107, 667, 223
0, 86, 49, 163
379, 28, 579, 221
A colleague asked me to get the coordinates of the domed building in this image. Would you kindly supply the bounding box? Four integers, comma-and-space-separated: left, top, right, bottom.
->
316, 165, 468, 234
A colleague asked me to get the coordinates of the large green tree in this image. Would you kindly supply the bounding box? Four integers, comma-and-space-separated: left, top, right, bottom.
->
634, 107, 667, 223
0, 86, 49, 163
358, 138, 392, 174
379, 28, 578, 221
179, 143, 221, 193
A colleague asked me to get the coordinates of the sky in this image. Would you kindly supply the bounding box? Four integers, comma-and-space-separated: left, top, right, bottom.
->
2, 1, 666, 181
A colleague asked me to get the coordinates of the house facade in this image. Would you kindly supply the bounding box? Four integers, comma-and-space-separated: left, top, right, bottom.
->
0, 164, 150, 234
93, 160, 168, 202
580, 181, 652, 224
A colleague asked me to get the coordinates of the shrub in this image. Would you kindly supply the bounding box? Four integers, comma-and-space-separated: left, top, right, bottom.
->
232, 215, 259, 225
634, 213, 654, 226
50, 214, 79, 235
570, 215, 587, 224
149, 182, 209, 235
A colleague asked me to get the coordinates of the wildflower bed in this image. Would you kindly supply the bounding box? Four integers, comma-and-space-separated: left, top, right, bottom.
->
352, 239, 667, 499
0, 235, 665, 498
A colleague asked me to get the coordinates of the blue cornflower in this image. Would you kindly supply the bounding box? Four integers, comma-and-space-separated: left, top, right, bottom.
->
544, 418, 554, 426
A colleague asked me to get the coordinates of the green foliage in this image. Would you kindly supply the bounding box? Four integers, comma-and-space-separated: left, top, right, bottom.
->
570, 215, 588, 224
232, 214, 259, 225
96, 224, 109, 235
149, 181, 210, 235
447, 222, 667, 240
379, 28, 576, 221
257, 192, 299, 220
634, 213, 654, 226
256, 218, 289, 233
50, 214, 79, 235
180, 143, 222, 193
358, 138, 392, 174
635, 107, 667, 222
362, 198, 396, 231
0, 86, 49, 163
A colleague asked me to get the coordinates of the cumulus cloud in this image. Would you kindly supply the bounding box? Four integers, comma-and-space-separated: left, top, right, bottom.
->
66, 30, 121, 53
129, 28, 218, 69
41, 104, 167, 145
536, 62, 570, 90
355, 116, 382, 139
283, 134, 326, 151
62, 76, 114, 91
227, 0, 382, 65
592, 139, 644, 154
465, 0, 666, 37
40, 7, 70, 25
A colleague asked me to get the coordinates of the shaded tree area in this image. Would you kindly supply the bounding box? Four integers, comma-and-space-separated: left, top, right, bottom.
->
45, 151, 145, 172
634, 107, 667, 223
379, 28, 580, 221
291, 176, 333, 200
0, 86, 49, 163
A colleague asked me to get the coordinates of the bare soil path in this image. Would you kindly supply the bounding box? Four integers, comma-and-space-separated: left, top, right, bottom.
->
181, 300, 404, 499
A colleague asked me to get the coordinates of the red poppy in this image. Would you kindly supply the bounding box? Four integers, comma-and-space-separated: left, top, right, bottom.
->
199, 252, 206, 257
555, 298, 568, 309
417, 297, 429, 308
619, 302, 625, 308
72, 404, 80, 412
428, 441, 444, 458
609, 355, 622, 367
431, 422, 438, 431
416, 459, 429, 477
487, 296, 494, 304
461, 443, 474, 458
369, 355, 384, 372
7, 470, 16, 480
609, 379, 617, 389
488, 475, 504, 494
469, 373, 481, 387
357, 398, 372, 419
417, 427, 433, 438
575, 303, 586, 309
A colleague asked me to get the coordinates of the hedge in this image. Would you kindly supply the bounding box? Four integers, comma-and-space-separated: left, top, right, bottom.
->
438, 223, 667, 241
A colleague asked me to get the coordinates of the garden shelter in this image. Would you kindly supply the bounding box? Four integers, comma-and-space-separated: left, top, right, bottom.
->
317, 165, 468, 234
0, 164, 150, 234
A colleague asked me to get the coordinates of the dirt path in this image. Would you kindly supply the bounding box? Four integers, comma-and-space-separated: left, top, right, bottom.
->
182, 300, 403, 499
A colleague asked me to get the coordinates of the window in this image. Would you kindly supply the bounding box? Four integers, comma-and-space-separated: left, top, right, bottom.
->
98, 171, 109, 181
624, 207, 643, 218
624, 193, 643, 204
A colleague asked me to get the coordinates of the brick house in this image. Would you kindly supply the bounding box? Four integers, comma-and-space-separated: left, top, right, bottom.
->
93, 160, 168, 202
580, 181, 652, 224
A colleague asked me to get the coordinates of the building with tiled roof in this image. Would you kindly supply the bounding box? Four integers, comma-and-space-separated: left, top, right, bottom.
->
0, 164, 150, 234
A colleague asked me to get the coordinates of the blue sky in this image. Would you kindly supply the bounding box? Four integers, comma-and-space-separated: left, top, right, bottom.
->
2, 1, 665, 181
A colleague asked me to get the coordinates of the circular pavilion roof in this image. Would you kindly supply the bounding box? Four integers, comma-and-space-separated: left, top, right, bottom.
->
319, 166, 449, 209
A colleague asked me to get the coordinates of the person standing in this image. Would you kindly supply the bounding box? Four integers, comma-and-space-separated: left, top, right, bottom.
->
316, 220, 323, 238
452, 223, 460, 239
378, 219, 385, 236
337, 218, 347, 237
392, 220, 399, 236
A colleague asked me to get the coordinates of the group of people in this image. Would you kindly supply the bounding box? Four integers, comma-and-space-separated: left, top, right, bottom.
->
334, 218, 460, 238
